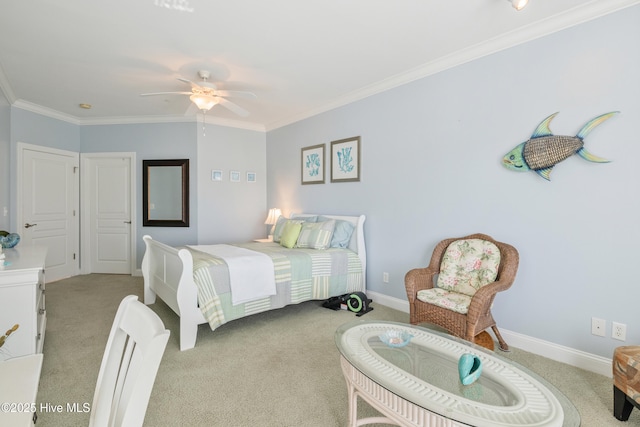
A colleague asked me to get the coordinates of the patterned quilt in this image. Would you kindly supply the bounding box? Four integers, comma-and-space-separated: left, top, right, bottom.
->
188, 242, 364, 331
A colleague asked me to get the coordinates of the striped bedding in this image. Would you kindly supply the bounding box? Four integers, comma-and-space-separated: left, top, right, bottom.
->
188, 242, 364, 331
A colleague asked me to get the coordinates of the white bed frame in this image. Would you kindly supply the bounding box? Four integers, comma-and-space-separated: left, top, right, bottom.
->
142, 214, 366, 351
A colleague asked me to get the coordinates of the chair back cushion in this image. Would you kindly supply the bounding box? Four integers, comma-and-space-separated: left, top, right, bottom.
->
436, 239, 501, 297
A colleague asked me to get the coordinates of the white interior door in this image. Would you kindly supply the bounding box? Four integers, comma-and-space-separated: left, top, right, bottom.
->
81, 154, 135, 275
18, 143, 79, 282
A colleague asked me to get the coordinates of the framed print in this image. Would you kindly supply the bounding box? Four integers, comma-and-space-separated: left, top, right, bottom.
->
247, 172, 256, 183
301, 144, 325, 185
230, 170, 241, 182
211, 170, 223, 181
331, 136, 360, 182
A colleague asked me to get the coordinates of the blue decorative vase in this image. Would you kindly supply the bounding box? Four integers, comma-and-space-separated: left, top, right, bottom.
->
0, 233, 20, 248
458, 353, 483, 386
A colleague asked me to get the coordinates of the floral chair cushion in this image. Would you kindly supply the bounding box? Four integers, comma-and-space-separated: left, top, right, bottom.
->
436, 239, 501, 297
417, 288, 472, 314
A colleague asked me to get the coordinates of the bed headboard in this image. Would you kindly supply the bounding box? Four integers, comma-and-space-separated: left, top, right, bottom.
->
290, 213, 366, 286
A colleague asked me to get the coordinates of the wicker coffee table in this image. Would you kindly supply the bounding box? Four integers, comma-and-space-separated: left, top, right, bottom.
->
335, 321, 580, 427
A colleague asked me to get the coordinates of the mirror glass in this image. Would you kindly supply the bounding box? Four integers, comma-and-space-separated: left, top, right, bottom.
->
143, 159, 189, 227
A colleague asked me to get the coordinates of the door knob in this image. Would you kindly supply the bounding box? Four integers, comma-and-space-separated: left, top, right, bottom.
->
25, 223, 38, 228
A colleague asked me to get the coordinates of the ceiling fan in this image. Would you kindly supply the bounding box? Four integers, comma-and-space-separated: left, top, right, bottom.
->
141, 70, 256, 117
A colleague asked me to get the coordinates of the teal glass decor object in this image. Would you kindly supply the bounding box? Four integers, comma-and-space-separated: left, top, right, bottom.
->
458, 353, 483, 386
0, 232, 20, 248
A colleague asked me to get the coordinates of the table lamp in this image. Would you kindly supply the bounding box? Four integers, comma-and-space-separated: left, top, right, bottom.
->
264, 208, 282, 239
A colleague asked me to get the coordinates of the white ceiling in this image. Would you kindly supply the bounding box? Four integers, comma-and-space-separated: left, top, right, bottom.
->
1, 0, 637, 132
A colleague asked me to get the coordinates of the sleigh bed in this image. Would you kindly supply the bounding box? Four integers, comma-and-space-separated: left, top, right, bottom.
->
142, 214, 366, 350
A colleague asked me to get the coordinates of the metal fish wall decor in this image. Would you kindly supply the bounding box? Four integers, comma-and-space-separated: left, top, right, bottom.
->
502, 111, 618, 181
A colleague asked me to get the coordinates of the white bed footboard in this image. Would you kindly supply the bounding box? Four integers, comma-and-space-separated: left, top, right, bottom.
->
142, 235, 206, 351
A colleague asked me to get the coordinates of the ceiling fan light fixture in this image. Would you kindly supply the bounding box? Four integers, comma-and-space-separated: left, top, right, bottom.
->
510, 0, 529, 11
190, 93, 218, 111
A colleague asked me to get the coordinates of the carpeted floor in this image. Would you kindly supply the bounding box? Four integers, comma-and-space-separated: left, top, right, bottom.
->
36, 274, 639, 426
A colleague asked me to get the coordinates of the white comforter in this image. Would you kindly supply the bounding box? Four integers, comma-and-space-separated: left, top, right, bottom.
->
187, 244, 276, 305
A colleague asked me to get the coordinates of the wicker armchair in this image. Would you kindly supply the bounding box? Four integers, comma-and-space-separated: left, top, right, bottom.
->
405, 233, 519, 351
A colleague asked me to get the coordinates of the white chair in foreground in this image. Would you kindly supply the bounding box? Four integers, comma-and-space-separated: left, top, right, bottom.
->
89, 295, 170, 427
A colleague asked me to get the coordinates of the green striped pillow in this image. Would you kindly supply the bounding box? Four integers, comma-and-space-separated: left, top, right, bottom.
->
296, 219, 336, 250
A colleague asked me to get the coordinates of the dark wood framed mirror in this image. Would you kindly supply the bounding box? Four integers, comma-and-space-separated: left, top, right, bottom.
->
143, 159, 189, 227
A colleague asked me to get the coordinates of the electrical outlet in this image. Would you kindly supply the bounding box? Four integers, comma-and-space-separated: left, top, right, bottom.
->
382, 272, 389, 283
612, 322, 627, 341
591, 317, 606, 337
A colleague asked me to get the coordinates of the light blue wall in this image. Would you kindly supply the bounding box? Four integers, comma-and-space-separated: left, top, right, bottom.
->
196, 125, 267, 244
266, 6, 640, 358
0, 89, 10, 230
81, 122, 198, 266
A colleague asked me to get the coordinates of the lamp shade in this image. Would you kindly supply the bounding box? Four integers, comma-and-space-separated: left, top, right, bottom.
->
264, 208, 282, 225
190, 93, 219, 111
510, 0, 528, 10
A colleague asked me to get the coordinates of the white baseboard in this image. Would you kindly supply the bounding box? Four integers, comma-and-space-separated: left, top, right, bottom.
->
367, 290, 613, 378
499, 329, 612, 377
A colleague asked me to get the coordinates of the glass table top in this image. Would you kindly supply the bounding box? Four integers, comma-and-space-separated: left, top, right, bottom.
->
335, 320, 580, 427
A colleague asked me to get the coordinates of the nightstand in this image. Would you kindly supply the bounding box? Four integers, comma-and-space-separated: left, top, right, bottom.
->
254, 237, 273, 243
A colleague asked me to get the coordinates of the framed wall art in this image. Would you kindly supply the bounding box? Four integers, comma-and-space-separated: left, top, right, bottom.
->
331, 136, 360, 183
230, 170, 241, 182
247, 172, 256, 183
301, 144, 325, 185
211, 170, 223, 181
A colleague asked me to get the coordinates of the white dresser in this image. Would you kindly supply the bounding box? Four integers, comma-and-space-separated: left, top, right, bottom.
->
0, 246, 47, 361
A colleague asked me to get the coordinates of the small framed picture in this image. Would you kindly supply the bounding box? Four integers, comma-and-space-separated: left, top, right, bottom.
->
301, 144, 325, 185
211, 170, 223, 181
331, 136, 360, 183
247, 172, 256, 183
230, 170, 241, 182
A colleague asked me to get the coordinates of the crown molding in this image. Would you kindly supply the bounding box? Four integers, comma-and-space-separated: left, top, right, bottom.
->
13, 99, 81, 125
81, 113, 265, 132
12, 100, 265, 132
265, 0, 640, 131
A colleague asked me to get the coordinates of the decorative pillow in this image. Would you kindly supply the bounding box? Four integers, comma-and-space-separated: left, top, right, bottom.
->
280, 221, 303, 248
317, 216, 356, 248
296, 219, 335, 250
329, 220, 354, 248
290, 214, 318, 223
272, 216, 289, 243
436, 239, 501, 297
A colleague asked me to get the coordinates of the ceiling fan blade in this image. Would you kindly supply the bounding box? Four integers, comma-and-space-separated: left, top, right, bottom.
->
184, 102, 199, 116
218, 98, 250, 117
215, 90, 257, 99
140, 91, 192, 96
178, 77, 202, 88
